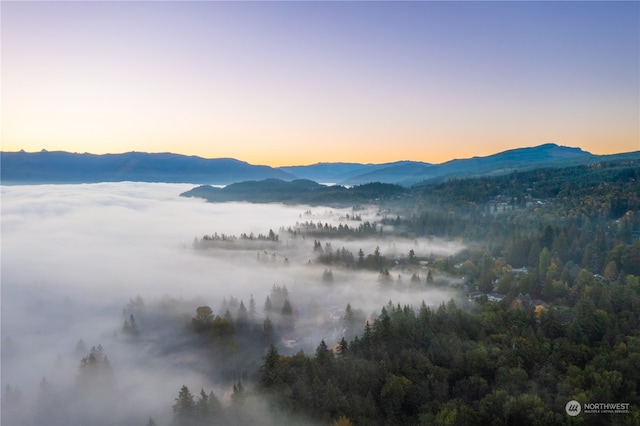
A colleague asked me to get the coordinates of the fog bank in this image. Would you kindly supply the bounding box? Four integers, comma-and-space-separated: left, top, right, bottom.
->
1, 183, 464, 425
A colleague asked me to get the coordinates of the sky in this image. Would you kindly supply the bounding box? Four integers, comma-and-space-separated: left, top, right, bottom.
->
2, 1, 638, 166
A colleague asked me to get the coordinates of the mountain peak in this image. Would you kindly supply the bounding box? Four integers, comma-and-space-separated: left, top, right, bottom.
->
534, 142, 588, 154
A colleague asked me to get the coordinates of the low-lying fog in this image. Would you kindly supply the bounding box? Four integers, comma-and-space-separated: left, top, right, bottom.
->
1, 182, 464, 425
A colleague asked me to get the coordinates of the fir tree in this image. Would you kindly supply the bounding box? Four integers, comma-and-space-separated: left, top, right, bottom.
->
173, 385, 195, 426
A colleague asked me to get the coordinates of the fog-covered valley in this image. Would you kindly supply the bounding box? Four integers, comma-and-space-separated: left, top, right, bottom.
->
1, 183, 464, 425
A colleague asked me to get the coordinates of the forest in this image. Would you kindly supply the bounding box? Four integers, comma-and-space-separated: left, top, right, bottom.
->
171, 159, 640, 425
2, 158, 639, 425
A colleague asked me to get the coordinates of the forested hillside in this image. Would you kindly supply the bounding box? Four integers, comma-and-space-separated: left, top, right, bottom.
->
4, 159, 639, 426
181, 180, 406, 206
169, 159, 640, 425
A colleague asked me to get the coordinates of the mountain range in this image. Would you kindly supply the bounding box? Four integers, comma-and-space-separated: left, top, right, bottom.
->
2, 144, 639, 186
0, 151, 292, 185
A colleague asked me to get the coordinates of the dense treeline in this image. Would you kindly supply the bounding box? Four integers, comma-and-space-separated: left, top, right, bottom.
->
285, 220, 379, 238
414, 160, 640, 208
182, 180, 406, 206
247, 160, 640, 425
400, 161, 640, 275
159, 161, 640, 425
104, 159, 640, 425
164, 264, 640, 425
256, 287, 640, 425
193, 229, 279, 250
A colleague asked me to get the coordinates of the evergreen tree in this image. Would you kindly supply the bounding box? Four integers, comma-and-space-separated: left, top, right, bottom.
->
195, 388, 210, 425
262, 317, 275, 346
315, 339, 333, 370
231, 381, 245, 407
409, 249, 417, 264
249, 294, 257, 321
259, 344, 281, 390
208, 391, 222, 418
75, 338, 86, 354
280, 299, 295, 334
343, 303, 355, 337
338, 337, 349, 356
123, 314, 139, 337
129, 314, 139, 335
378, 268, 392, 284
77, 344, 114, 391
236, 301, 248, 331
192, 306, 214, 332
281, 299, 293, 316
322, 268, 334, 282
173, 385, 195, 426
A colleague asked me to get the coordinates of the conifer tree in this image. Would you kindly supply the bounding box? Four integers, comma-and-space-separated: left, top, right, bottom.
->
259, 344, 280, 389
173, 385, 195, 426
236, 301, 248, 331
249, 294, 257, 321
195, 388, 210, 424
262, 317, 275, 346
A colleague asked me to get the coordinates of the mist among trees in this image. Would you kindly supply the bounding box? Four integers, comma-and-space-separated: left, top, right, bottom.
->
2, 159, 640, 425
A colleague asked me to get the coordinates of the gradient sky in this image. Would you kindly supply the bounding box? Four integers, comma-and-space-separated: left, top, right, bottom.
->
2, 1, 638, 166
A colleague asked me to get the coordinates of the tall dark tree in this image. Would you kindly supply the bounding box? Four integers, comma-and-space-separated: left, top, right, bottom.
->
249, 294, 257, 321
77, 344, 113, 391
357, 249, 365, 267
259, 344, 281, 390
280, 299, 295, 333
192, 306, 214, 332
173, 385, 195, 426
236, 301, 248, 331
122, 314, 139, 337
194, 388, 210, 425
262, 317, 275, 346
343, 303, 355, 336
281, 299, 293, 316
408, 249, 418, 264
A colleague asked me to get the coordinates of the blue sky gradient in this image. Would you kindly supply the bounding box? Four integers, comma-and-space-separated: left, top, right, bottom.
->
2, 1, 638, 166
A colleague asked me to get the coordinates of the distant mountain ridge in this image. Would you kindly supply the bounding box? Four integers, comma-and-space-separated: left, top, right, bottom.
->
395, 143, 595, 186
278, 160, 431, 184
277, 143, 598, 185
0, 150, 294, 184
2, 144, 638, 186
